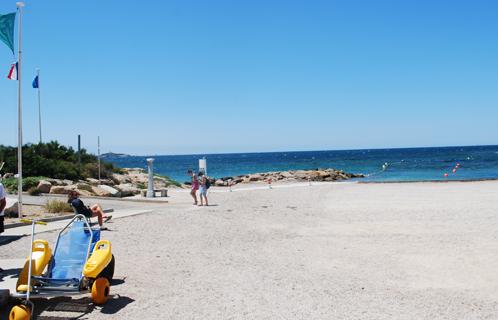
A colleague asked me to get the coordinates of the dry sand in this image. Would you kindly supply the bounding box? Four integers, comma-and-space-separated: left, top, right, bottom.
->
2, 180, 498, 319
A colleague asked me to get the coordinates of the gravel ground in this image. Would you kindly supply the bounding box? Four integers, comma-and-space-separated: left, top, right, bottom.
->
2, 181, 498, 319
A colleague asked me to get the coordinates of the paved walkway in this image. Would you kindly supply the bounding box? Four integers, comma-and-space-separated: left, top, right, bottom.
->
1, 208, 152, 238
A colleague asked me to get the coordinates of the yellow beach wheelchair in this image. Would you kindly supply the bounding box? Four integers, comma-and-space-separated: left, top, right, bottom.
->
7, 215, 115, 320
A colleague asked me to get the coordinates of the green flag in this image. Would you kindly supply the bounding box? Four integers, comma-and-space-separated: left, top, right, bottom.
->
0, 12, 16, 54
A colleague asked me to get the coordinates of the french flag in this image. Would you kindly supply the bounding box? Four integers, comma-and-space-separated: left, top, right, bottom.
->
7, 62, 17, 80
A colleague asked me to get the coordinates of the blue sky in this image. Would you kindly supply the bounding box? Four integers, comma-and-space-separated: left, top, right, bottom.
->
0, 0, 497, 155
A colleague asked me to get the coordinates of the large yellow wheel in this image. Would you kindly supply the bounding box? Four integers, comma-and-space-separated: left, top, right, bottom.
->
91, 277, 110, 305
9, 304, 31, 320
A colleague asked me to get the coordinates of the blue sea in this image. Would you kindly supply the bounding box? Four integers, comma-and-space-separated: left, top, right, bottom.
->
104, 145, 498, 184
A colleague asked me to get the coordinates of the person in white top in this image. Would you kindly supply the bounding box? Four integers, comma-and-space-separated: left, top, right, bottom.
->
0, 178, 6, 234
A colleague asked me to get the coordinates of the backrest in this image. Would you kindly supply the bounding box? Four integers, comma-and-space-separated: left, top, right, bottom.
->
49, 220, 100, 280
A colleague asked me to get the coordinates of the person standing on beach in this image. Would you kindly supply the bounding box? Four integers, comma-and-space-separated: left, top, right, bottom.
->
198, 172, 209, 206
188, 169, 199, 205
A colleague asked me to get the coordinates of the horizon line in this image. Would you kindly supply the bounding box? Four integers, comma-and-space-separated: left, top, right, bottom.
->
104, 143, 498, 158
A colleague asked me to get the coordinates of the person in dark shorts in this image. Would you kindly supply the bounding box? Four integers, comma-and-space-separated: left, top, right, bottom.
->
67, 190, 110, 227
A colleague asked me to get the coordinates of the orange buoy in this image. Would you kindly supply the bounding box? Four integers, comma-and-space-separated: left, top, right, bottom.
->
452, 168, 457, 173
444, 173, 449, 177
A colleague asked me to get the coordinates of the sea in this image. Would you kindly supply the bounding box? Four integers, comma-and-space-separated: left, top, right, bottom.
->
103, 145, 498, 184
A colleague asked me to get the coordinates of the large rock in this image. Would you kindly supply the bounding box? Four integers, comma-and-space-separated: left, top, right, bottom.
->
49, 185, 92, 196
114, 184, 140, 197
99, 179, 115, 186
50, 185, 76, 195
112, 173, 131, 184
86, 178, 100, 185
97, 185, 121, 197
280, 171, 293, 179
2, 173, 13, 179
248, 174, 262, 182
46, 178, 64, 186
91, 186, 112, 197
215, 179, 226, 187
233, 178, 243, 184
4, 198, 19, 217
76, 183, 93, 193
37, 180, 52, 193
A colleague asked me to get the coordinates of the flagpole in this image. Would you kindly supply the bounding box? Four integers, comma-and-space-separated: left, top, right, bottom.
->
98, 136, 101, 184
36, 68, 42, 143
16, 2, 24, 218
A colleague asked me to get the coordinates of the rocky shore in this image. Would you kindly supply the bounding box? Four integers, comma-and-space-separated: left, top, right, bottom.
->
199, 168, 364, 187
30, 168, 181, 198
4, 168, 362, 201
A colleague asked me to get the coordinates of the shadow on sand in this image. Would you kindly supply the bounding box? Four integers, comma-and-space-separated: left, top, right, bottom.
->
0, 267, 22, 282
0, 235, 23, 246
1, 278, 133, 319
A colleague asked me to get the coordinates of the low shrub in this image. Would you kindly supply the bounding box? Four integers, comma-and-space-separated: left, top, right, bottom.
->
1, 176, 45, 193
28, 187, 41, 196
44, 200, 73, 213
23, 176, 44, 191
2, 177, 17, 193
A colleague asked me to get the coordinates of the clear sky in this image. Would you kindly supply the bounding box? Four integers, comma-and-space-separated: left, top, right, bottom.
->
0, 0, 497, 155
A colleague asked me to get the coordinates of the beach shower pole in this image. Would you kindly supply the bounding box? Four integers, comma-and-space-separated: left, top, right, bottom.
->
16, 2, 25, 218
199, 157, 207, 175
146, 158, 154, 198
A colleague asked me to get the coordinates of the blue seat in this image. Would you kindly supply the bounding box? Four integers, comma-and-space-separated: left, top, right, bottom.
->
48, 220, 100, 281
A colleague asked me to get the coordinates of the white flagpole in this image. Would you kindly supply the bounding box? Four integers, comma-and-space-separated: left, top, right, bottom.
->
36, 68, 42, 143
16, 1, 24, 218
98, 136, 101, 183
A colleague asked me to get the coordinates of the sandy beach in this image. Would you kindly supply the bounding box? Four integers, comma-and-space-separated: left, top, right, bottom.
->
2, 180, 498, 319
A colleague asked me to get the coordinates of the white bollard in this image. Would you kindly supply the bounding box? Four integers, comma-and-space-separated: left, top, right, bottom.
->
146, 158, 154, 198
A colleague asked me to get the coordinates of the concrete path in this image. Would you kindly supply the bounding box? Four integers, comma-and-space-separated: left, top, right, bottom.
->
1, 208, 153, 239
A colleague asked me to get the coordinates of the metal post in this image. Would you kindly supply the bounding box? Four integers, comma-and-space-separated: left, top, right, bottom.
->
146, 158, 154, 198
36, 68, 42, 143
77, 134, 81, 172
26, 220, 35, 301
97, 136, 101, 183
16, 2, 25, 218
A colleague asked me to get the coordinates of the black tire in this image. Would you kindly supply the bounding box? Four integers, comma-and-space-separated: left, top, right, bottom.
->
98, 254, 115, 282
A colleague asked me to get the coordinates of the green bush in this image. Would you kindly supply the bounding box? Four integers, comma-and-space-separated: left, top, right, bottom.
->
1, 176, 45, 193
44, 200, 73, 213
23, 177, 43, 191
2, 177, 17, 193
0, 141, 121, 181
